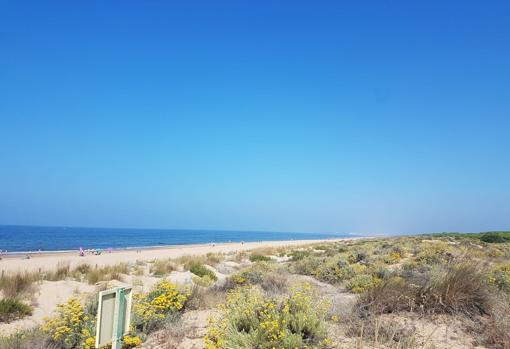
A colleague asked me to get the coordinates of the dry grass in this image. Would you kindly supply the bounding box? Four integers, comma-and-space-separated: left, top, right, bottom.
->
231, 251, 248, 262
174, 255, 207, 270
473, 295, 510, 349
420, 261, 492, 315
85, 263, 129, 284
347, 315, 424, 349
0, 271, 40, 299
259, 272, 288, 296
150, 259, 177, 276
156, 319, 188, 349
358, 260, 492, 317
187, 285, 225, 310
72, 263, 91, 275
204, 252, 224, 266
0, 330, 56, 349
44, 261, 71, 281
173, 253, 224, 270
251, 246, 288, 257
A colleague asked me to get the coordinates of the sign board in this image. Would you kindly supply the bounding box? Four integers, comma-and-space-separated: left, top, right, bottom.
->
95, 286, 132, 349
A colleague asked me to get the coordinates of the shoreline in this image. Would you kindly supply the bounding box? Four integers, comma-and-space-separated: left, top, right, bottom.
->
0, 236, 353, 256
0, 237, 356, 273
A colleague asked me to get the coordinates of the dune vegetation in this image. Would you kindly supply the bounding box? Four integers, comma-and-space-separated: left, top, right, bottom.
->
1, 232, 509, 348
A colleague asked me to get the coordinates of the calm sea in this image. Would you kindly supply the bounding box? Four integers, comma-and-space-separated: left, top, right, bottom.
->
0, 225, 353, 253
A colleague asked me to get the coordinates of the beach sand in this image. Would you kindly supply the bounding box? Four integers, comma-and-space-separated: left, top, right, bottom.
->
0, 238, 346, 273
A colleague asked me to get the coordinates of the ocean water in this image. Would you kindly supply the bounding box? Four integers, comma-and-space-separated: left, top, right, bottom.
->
0, 225, 352, 253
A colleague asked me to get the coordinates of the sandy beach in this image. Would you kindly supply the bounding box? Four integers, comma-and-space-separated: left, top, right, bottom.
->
0, 237, 352, 335
0, 238, 347, 273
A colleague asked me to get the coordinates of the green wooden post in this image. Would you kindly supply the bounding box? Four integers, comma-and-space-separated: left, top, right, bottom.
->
111, 287, 125, 349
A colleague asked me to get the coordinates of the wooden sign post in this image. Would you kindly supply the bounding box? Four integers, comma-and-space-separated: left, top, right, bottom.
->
95, 286, 132, 349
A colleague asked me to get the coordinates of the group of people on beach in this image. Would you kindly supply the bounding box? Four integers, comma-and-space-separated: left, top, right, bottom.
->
79, 247, 113, 256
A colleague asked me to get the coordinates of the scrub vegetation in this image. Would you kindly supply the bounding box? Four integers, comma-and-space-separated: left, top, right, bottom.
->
1, 232, 510, 348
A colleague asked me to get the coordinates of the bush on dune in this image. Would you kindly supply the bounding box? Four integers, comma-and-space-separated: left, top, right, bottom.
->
289, 255, 324, 276
346, 274, 380, 294
488, 262, 510, 293
132, 280, 190, 333
205, 283, 332, 349
226, 262, 288, 295
189, 263, 217, 281
0, 299, 32, 323
249, 254, 272, 262
357, 260, 492, 316
41, 297, 95, 349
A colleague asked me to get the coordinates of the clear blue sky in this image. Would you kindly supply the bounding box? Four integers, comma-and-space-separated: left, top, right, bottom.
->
1, 1, 509, 234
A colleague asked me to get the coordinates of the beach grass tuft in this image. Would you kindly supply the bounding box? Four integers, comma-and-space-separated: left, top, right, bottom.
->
0, 271, 40, 299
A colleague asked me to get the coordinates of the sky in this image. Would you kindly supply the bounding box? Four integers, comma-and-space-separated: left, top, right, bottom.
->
1, 0, 509, 235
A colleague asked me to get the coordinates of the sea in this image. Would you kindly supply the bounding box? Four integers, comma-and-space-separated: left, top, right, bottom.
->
0, 225, 354, 254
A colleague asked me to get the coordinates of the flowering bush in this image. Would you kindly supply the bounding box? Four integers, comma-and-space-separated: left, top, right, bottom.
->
416, 242, 452, 264
384, 251, 403, 264
133, 280, 189, 333
122, 335, 142, 348
41, 297, 95, 349
488, 263, 510, 293
204, 283, 332, 349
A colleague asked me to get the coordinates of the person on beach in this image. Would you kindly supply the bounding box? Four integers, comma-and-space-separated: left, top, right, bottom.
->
79, 247, 84, 257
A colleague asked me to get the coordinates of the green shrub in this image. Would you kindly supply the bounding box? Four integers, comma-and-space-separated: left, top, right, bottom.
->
227, 263, 288, 295
204, 283, 331, 349
346, 274, 380, 293
480, 232, 510, 243
314, 258, 353, 284
288, 250, 310, 261
289, 255, 324, 276
249, 254, 271, 262
228, 262, 275, 287
192, 275, 216, 287
0, 299, 32, 323
189, 263, 217, 281
347, 251, 367, 264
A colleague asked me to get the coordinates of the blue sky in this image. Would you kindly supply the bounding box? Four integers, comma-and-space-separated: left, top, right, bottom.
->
1, 0, 509, 234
